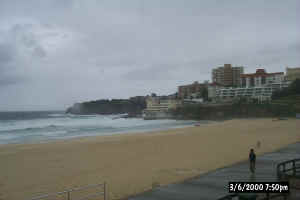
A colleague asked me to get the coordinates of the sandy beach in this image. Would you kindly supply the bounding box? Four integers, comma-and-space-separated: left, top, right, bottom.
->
0, 118, 299, 200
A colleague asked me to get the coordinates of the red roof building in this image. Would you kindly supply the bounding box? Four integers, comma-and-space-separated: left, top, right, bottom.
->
241, 69, 284, 87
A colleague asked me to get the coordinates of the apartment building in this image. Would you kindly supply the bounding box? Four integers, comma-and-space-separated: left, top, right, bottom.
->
143, 97, 182, 119
212, 64, 244, 87
178, 81, 207, 99
215, 82, 289, 101
207, 82, 224, 99
144, 97, 181, 111
240, 69, 284, 88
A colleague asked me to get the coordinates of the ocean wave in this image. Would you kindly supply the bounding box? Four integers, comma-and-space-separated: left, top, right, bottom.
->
65, 114, 103, 119
0, 124, 63, 133
0, 113, 197, 145
47, 113, 66, 117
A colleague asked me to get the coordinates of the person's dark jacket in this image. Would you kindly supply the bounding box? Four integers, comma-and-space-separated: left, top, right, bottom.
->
249, 152, 256, 162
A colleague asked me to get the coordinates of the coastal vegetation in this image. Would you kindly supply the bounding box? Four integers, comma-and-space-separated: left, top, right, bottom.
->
272, 78, 300, 100
170, 101, 297, 120
271, 78, 300, 113
66, 97, 146, 116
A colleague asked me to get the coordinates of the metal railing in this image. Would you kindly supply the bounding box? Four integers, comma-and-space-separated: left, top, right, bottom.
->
29, 182, 107, 200
217, 193, 288, 200
261, 193, 288, 200
217, 194, 238, 200
277, 158, 300, 180
217, 159, 300, 200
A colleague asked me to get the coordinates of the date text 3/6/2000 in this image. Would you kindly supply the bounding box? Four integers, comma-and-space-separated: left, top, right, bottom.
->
228, 182, 289, 193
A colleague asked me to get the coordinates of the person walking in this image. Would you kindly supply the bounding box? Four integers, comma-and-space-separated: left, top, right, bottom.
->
249, 149, 256, 173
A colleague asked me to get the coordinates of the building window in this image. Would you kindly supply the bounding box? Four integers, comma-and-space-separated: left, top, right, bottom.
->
262, 77, 266, 84
250, 77, 254, 87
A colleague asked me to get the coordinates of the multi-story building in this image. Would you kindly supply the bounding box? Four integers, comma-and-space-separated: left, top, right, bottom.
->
213, 68, 289, 101
207, 82, 224, 100
144, 97, 181, 111
212, 64, 244, 87
178, 81, 207, 99
286, 67, 300, 81
240, 69, 284, 88
215, 82, 289, 101
142, 97, 182, 119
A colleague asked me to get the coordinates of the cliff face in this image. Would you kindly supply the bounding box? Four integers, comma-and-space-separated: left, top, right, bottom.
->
66, 98, 146, 116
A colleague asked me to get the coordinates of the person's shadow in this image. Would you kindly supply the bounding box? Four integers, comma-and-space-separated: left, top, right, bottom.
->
249, 172, 256, 182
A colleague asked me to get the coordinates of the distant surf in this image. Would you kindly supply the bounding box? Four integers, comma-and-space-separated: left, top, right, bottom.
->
0, 111, 205, 145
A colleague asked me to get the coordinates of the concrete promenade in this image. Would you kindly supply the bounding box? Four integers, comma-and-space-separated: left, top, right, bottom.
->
128, 143, 300, 200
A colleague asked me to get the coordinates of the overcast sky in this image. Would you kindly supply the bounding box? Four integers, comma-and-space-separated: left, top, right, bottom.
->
0, 0, 299, 111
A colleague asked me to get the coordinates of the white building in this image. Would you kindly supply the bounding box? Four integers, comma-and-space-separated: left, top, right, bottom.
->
209, 68, 288, 101
208, 82, 224, 99
143, 97, 182, 119
215, 82, 290, 101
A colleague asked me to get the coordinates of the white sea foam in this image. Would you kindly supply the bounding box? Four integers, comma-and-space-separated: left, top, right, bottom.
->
0, 113, 198, 144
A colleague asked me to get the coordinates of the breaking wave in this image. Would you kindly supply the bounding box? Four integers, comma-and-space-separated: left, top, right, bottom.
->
0, 111, 198, 144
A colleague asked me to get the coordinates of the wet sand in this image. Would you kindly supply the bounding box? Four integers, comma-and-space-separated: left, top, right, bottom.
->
0, 118, 299, 200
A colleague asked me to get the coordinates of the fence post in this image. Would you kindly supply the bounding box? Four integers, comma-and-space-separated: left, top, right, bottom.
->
266, 192, 270, 200
67, 191, 70, 200
293, 160, 296, 176
104, 182, 107, 200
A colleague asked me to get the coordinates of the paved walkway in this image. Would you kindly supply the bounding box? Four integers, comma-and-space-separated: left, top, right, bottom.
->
128, 143, 300, 200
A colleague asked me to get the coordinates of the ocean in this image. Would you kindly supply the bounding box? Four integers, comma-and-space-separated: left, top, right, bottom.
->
0, 111, 199, 145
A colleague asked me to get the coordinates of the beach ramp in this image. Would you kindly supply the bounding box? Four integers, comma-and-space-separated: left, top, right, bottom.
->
128, 143, 300, 200
28, 182, 107, 200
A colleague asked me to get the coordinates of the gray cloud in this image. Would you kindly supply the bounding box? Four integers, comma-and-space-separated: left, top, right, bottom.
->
0, 44, 15, 63
0, 41, 19, 87
0, 0, 299, 110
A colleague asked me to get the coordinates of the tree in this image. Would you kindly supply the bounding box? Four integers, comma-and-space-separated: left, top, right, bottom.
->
201, 87, 208, 101
174, 92, 179, 99
288, 78, 300, 94
151, 93, 157, 97
271, 78, 300, 100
